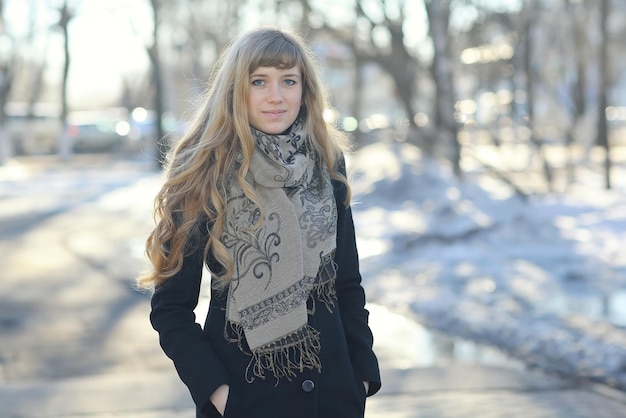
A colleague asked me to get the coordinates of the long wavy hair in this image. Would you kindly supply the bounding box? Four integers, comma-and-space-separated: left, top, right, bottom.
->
138, 27, 350, 290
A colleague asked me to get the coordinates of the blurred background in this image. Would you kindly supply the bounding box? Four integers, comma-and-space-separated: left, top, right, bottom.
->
2, 0, 626, 417
1, 0, 624, 186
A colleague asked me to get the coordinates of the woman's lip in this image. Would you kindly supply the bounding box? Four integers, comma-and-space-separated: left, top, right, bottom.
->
263, 110, 285, 116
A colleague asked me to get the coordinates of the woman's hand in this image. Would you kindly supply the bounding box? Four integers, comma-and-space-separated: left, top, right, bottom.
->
210, 384, 230, 416
363, 381, 369, 395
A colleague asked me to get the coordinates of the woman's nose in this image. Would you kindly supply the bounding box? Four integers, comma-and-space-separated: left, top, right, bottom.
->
267, 83, 283, 103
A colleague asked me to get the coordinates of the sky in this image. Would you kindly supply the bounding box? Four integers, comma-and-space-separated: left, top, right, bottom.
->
64, 8, 150, 106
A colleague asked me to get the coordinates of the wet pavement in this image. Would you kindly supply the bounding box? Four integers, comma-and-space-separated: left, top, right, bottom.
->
0, 155, 625, 417
3, 363, 626, 417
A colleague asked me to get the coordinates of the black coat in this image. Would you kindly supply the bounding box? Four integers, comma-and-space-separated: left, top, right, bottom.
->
150, 170, 381, 418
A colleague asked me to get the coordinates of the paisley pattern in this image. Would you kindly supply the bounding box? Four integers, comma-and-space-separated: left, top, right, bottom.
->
222, 197, 281, 290
299, 167, 337, 249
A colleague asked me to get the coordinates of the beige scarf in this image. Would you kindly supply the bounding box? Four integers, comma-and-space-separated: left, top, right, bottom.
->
221, 120, 337, 382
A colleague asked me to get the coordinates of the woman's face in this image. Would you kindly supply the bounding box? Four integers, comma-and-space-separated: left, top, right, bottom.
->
247, 65, 302, 135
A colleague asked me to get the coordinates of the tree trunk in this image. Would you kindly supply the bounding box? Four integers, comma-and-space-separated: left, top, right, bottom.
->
425, 0, 461, 177
351, 53, 365, 145
149, 0, 166, 168
58, 1, 72, 161
559, 0, 588, 191
522, 1, 553, 192
597, 0, 611, 189
0, 0, 13, 162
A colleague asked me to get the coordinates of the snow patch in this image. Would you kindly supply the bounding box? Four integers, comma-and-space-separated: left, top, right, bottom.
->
351, 140, 626, 390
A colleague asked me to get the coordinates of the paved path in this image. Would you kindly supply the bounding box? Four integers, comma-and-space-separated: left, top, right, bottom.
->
0, 155, 625, 417
1, 366, 625, 417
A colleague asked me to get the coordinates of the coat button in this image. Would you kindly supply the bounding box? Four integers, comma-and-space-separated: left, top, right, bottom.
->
301, 379, 315, 393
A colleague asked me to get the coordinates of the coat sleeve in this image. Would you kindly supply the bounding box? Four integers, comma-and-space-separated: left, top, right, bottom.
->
333, 157, 382, 397
150, 241, 229, 410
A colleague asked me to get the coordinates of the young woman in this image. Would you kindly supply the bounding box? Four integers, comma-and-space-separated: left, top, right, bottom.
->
139, 27, 381, 418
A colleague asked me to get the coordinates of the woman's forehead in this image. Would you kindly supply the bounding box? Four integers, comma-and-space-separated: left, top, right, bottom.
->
250, 65, 301, 75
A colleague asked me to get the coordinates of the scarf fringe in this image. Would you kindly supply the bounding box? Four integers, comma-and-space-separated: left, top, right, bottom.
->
225, 274, 337, 383
236, 324, 322, 384
308, 277, 336, 315
224, 319, 251, 354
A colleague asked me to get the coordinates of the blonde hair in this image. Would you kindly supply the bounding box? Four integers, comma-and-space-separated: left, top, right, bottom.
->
138, 27, 350, 290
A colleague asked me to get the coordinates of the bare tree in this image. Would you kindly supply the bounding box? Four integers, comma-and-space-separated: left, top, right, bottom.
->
354, 1, 420, 144
561, 0, 590, 190
25, 1, 50, 121
455, 0, 625, 195
0, 0, 14, 161
0, 0, 11, 107
307, 0, 423, 146
424, 0, 461, 177
56, 0, 73, 161
519, 0, 554, 192
146, 0, 166, 167
173, 0, 244, 91
294, 0, 468, 174
137, 0, 248, 167
597, 0, 611, 189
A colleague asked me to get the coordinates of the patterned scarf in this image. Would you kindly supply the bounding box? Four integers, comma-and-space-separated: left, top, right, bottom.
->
221, 120, 337, 382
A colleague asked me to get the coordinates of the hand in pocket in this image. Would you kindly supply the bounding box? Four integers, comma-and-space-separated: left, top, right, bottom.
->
210, 384, 230, 416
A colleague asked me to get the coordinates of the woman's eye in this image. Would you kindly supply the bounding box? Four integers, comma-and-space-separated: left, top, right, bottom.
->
251, 79, 264, 86
284, 79, 297, 86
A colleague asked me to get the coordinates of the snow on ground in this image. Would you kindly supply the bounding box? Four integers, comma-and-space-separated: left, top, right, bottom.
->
349, 139, 626, 390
